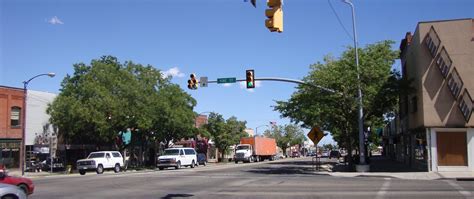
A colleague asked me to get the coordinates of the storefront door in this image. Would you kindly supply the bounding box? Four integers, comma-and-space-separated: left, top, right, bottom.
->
437, 132, 468, 166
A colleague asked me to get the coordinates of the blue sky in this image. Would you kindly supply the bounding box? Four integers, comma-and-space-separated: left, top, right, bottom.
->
1, 0, 473, 145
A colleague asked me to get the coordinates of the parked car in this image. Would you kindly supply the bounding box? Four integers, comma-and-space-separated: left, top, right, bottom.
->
157, 148, 197, 170
0, 183, 27, 199
321, 151, 329, 158
76, 151, 124, 175
41, 158, 65, 172
0, 166, 34, 195
329, 150, 341, 159
291, 151, 300, 158
25, 160, 42, 172
275, 153, 285, 160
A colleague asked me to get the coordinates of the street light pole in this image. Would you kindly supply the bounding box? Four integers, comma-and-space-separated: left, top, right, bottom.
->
255, 125, 269, 137
21, 73, 55, 176
342, 0, 366, 165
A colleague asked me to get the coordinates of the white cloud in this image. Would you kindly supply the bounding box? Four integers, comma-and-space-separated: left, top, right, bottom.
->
161, 67, 185, 78
47, 16, 64, 25
239, 81, 262, 92
222, 83, 232, 87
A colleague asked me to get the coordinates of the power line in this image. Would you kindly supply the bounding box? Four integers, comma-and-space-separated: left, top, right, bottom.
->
327, 0, 353, 41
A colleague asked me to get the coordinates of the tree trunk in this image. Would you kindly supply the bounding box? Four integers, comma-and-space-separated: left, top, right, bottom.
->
220, 147, 227, 162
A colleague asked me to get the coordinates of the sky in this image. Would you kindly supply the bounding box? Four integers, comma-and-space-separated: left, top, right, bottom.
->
1, 0, 473, 146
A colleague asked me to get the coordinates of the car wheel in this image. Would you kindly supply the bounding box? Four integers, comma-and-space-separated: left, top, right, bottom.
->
18, 184, 28, 195
158, 167, 164, 170
96, 164, 104, 174
2, 194, 17, 199
235, 161, 238, 164
175, 161, 181, 170
79, 170, 86, 175
114, 163, 120, 173
191, 160, 195, 168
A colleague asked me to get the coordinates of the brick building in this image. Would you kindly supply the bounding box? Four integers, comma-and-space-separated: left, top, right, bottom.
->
0, 86, 24, 169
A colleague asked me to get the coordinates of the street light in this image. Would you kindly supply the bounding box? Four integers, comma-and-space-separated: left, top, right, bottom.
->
342, 0, 367, 167
255, 125, 269, 137
21, 72, 55, 176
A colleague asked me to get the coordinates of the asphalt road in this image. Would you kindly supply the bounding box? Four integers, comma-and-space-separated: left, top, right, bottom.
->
30, 157, 473, 199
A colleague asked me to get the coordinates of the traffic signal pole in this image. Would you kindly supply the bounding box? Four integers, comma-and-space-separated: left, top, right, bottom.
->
206, 77, 338, 94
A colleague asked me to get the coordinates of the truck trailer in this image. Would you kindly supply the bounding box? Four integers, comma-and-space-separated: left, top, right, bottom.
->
234, 137, 277, 163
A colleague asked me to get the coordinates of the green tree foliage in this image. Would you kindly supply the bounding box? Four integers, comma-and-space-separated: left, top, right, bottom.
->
47, 56, 196, 148
204, 112, 247, 161
264, 124, 305, 156
274, 41, 403, 163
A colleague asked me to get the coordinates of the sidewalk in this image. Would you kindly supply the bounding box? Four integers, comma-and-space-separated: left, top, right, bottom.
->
7, 161, 236, 179
322, 155, 474, 180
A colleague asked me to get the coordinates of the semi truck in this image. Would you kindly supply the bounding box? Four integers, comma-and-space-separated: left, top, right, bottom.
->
234, 137, 277, 163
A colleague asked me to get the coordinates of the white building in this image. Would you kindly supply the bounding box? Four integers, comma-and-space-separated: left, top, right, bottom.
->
25, 90, 57, 151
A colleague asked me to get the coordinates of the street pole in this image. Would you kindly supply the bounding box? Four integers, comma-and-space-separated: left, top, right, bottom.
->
21, 73, 55, 176
255, 125, 269, 137
342, 0, 366, 165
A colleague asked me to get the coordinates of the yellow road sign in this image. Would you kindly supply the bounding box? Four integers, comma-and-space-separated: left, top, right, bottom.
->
307, 126, 325, 145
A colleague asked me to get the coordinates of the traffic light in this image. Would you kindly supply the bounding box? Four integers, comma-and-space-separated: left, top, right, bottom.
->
246, 70, 255, 89
188, 73, 199, 90
265, 0, 283, 33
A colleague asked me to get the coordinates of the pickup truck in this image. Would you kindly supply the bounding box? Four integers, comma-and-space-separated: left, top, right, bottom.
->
76, 151, 124, 175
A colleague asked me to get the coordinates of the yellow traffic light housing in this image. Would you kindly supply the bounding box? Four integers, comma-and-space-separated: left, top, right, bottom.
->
246, 70, 255, 89
188, 73, 199, 90
265, 0, 283, 33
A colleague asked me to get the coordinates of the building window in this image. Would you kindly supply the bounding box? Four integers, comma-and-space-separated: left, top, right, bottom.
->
436, 48, 452, 78
458, 90, 473, 122
10, 106, 21, 128
411, 96, 418, 113
447, 68, 463, 98
425, 26, 440, 57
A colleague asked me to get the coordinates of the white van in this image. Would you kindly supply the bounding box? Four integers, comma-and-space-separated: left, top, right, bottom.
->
157, 148, 197, 170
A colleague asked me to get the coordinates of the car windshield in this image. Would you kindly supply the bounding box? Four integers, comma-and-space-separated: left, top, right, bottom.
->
87, 153, 105, 158
164, 149, 180, 156
236, 146, 249, 150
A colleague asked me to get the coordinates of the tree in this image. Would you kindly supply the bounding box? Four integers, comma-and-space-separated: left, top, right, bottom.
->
274, 41, 402, 165
204, 113, 247, 161
152, 84, 196, 148
47, 56, 197, 151
48, 56, 140, 147
264, 124, 305, 156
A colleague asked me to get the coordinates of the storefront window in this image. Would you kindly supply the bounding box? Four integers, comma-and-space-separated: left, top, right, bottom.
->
0, 140, 21, 168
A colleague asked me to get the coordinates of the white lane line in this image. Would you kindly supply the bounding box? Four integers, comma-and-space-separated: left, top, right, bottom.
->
375, 178, 391, 199
446, 180, 473, 198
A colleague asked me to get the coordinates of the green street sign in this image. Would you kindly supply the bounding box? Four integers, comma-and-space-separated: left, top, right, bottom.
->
217, 77, 237, 84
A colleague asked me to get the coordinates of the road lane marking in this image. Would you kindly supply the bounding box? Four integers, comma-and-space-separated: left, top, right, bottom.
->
375, 178, 391, 199
446, 180, 473, 198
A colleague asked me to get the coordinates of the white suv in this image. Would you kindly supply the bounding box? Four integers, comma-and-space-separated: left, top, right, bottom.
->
157, 148, 197, 170
77, 151, 124, 175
